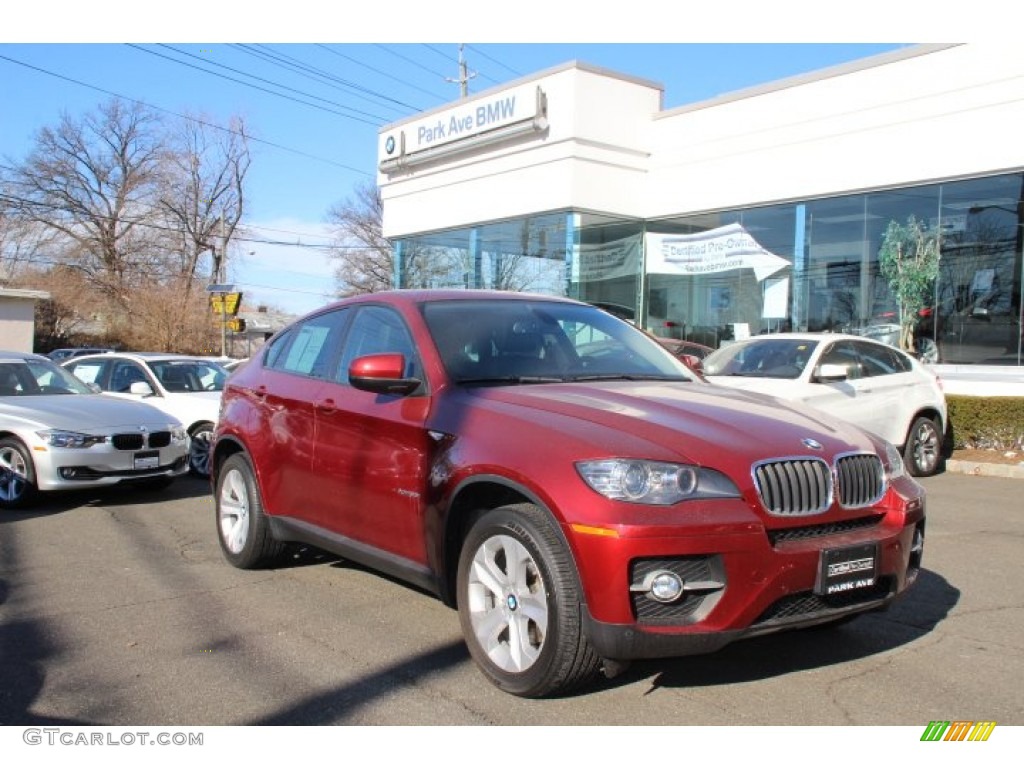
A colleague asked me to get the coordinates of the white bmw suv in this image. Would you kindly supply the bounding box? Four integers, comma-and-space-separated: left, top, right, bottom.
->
64, 353, 228, 477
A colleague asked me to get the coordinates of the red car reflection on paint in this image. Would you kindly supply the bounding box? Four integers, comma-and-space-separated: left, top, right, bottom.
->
211, 290, 925, 698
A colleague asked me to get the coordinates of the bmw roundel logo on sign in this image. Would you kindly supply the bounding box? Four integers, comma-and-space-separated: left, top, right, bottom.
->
385, 135, 396, 155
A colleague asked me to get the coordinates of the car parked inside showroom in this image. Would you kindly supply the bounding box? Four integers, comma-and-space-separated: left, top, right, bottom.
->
654, 337, 714, 377
701, 333, 948, 476
0, 351, 190, 509
63, 352, 229, 478
211, 291, 926, 698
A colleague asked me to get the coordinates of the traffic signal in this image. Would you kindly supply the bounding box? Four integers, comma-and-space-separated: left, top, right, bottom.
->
227, 318, 247, 333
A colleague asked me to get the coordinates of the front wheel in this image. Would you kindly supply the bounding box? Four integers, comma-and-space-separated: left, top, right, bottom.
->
0, 437, 38, 510
188, 422, 214, 478
456, 503, 600, 697
215, 453, 284, 568
904, 416, 943, 477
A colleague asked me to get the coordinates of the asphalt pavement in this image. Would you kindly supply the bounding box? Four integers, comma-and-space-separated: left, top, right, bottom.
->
0, 471, 1022, 727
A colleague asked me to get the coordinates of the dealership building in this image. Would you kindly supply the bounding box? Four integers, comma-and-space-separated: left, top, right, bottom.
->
377, 43, 1024, 373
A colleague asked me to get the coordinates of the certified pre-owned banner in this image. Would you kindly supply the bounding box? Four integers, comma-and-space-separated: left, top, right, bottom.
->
645, 224, 790, 281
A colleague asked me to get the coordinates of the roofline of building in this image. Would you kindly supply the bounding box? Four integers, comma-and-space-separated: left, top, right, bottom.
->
0, 287, 51, 301
656, 43, 960, 120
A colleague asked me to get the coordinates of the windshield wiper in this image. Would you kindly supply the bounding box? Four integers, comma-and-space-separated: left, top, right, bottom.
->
569, 373, 691, 382
457, 375, 567, 386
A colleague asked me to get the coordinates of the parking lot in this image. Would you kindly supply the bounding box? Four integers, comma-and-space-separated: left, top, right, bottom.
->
1, 471, 1022, 726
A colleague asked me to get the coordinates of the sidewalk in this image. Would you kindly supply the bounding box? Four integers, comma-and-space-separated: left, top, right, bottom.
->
944, 456, 1024, 479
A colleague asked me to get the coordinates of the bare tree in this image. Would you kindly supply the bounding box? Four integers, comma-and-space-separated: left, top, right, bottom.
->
326, 181, 454, 294
159, 114, 251, 295
6, 99, 166, 328
326, 181, 394, 295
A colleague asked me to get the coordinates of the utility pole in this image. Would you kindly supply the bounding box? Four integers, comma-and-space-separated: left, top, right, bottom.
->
446, 44, 476, 98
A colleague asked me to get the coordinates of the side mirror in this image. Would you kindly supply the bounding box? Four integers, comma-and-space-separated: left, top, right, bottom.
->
129, 381, 155, 396
815, 363, 848, 383
349, 353, 421, 396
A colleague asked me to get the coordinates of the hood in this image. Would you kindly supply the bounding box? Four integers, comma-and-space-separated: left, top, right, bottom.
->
0, 394, 181, 432
150, 391, 222, 425
449, 380, 880, 471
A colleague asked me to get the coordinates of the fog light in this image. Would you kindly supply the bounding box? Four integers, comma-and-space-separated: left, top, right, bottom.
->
60, 468, 77, 479
649, 571, 684, 603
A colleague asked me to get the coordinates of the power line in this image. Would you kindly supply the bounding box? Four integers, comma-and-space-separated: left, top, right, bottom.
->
234, 44, 423, 115
465, 44, 524, 78
315, 44, 449, 102
0, 191, 372, 253
424, 43, 503, 89
127, 44, 387, 126
374, 44, 453, 87
0, 52, 373, 179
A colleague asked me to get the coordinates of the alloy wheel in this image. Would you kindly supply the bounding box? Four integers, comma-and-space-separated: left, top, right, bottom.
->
218, 466, 251, 554
465, 533, 549, 674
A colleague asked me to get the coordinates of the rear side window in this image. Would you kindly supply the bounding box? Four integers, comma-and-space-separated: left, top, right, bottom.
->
855, 341, 912, 376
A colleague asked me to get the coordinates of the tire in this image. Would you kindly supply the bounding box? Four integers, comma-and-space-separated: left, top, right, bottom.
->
188, 422, 214, 478
904, 415, 943, 477
456, 503, 600, 697
215, 453, 284, 569
0, 437, 38, 510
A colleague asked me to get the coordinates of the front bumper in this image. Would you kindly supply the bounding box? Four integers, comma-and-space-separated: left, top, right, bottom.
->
566, 490, 925, 661
32, 445, 190, 490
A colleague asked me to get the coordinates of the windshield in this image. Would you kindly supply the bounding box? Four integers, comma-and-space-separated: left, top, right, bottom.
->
148, 360, 229, 392
703, 339, 820, 379
422, 299, 694, 385
0, 358, 94, 396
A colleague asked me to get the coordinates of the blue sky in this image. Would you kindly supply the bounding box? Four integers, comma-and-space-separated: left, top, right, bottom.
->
1, 2, 975, 315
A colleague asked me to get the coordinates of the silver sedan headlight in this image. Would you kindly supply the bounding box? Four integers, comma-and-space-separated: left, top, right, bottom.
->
170, 425, 188, 442
576, 459, 740, 505
36, 430, 107, 449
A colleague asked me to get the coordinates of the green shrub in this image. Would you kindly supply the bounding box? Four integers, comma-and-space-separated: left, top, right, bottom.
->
947, 395, 1024, 451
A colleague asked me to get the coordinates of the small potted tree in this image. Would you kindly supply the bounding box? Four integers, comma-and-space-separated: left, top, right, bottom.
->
878, 215, 940, 357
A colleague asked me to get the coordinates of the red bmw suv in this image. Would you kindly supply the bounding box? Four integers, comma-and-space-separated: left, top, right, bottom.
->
211, 290, 925, 697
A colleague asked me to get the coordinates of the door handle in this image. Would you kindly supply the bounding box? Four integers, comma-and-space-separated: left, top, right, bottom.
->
316, 399, 336, 413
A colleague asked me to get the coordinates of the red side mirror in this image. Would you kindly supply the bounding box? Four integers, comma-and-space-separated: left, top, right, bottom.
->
349, 353, 421, 396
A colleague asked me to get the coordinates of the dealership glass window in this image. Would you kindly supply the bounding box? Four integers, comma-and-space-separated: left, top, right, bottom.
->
935, 174, 1023, 365
394, 213, 570, 293
644, 206, 797, 346
569, 213, 643, 323
392, 172, 1023, 365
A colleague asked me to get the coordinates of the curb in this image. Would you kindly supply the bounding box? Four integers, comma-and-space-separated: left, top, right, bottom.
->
944, 459, 1024, 480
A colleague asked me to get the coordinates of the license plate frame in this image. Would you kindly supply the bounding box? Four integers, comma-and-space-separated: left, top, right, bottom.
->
133, 450, 160, 471
815, 542, 879, 596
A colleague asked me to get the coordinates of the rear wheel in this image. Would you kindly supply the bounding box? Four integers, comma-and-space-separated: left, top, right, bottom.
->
215, 453, 283, 568
904, 416, 942, 477
0, 437, 37, 510
457, 503, 600, 697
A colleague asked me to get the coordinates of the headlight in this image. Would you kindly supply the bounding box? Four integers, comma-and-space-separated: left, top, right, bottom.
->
576, 459, 740, 505
884, 441, 906, 479
170, 426, 188, 442
36, 430, 106, 449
